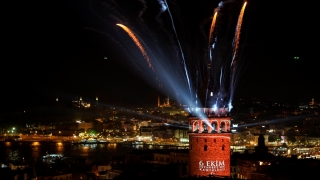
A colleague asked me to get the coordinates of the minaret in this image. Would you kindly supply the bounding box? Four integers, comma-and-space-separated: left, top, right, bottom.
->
79, 96, 82, 110
55, 97, 59, 108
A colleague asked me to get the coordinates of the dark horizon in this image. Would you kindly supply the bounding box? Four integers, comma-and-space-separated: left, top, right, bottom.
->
1, 0, 319, 112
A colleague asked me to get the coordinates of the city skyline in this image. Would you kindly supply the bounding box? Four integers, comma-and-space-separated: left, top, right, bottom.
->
1, 0, 318, 111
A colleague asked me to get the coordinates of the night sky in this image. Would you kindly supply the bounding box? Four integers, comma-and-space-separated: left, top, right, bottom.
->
1, 0, 319, 111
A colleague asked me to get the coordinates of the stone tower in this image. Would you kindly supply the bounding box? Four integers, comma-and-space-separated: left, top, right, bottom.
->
188, 108, 231, 177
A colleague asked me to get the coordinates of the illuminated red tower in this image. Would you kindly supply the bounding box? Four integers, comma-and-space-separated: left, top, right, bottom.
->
189, 108, 231, 177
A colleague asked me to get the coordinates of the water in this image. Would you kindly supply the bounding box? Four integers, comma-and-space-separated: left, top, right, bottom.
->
0, 141, 136, 164
0, 141, 188, 165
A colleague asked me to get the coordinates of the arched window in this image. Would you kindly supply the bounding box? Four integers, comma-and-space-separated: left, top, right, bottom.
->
203, 124, 208, 132
204, 145, 208, 151
222, 144, 225, 150
212, 123, 215, 129
211, 122, 217, 132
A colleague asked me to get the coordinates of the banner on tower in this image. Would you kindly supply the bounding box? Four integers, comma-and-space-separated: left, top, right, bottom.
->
199, 160, 225, 172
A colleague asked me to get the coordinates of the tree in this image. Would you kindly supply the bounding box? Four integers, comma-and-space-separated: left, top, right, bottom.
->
275, 137, 282, 145
7, 150, 19, 162
87, 129, 97, 136
287, 135, 296, 144
300, 138, 307, 145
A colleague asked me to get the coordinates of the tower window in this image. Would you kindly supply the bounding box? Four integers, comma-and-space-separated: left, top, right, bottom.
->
205, 139, 207, 142
204, 145, 208, 151
214, 139, 216, 143
222, 145, 225, 150
222, 139, 224, 142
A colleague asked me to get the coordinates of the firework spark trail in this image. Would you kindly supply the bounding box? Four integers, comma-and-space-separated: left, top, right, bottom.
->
206, 12, 218, 106
163, 0, 192, 101
208, 12, 218, 50
219, 67, 223, 85
230, 2, 247, 71
156, 0, 167, 24
141, 43, 183, 92
138, 0, 148, 18
116, 24, 155, 71
229, 1, 247, 106
154, 0, 181, 69
158, 0, 167, 12
204, 11, 218, 108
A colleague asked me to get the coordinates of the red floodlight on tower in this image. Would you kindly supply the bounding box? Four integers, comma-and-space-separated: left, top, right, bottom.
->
189, 108, 231, 177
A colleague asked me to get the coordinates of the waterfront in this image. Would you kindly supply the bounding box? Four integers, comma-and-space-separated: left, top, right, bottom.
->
0, 140, 190, 165
0, 141, 134, 164
1, 139, 319, 166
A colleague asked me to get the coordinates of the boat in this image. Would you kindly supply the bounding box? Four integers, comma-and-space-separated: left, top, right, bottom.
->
42, 152, 63, 163
72, 138, 109, 144
42, 152, 63, 159
132, 141, 145, 145
98, 139, 107, 142
120, 140, 145, 145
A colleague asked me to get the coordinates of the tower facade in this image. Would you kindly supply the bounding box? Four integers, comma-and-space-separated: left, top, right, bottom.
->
189, 108, 231, 177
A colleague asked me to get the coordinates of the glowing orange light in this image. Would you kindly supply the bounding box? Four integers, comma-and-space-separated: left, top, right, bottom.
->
116, 24, 154, 71
32, 142, 40, 146
231, 1, 247, 71
208, 12, 218, 46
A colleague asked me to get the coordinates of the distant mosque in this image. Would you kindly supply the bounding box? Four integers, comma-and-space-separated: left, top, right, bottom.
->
158, 96, 175, 108
308, 98, 319, 109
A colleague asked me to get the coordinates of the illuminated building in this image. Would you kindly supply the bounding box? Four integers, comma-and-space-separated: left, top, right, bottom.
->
189, 108, 231, 177
139, 126, 153, 137
153, 150, 189, 165
72, 97, 91, 109
174, 129, 189, 143
308, 98, 319, 109
77, 121, 94, 132
9, 162, 28, 170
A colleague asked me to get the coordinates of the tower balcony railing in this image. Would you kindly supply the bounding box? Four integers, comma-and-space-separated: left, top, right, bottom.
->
189, 129, 231, 134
